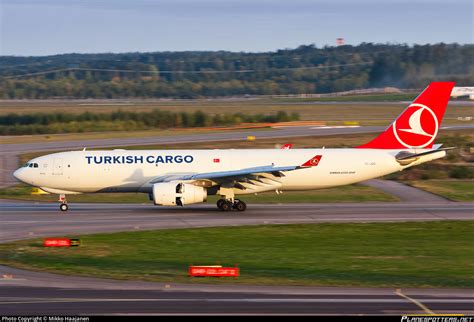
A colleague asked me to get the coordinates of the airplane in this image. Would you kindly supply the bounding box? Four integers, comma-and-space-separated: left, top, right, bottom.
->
451, 86, 474, 100
13, 82, 455, 212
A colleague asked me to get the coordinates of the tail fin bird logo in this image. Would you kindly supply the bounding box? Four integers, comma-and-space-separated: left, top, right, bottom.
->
392, 104, 438, 148
301, 155, 322, 167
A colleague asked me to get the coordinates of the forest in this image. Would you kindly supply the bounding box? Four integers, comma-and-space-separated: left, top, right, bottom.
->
0, 110, 299, 135
1, 43, 473, 99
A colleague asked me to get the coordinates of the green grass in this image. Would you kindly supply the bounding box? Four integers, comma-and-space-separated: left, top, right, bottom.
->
408, 180, 474, 202
1, 99, 471, 122
1, 221, 472, 288
0, 183, 397, 203
1, 127, 271, 144
1, 98, 471, 142
273, 93, 418, 102
210, 185, 398, 203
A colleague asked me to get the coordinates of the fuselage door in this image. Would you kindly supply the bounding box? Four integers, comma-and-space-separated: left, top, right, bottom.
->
52, 158, 63, 175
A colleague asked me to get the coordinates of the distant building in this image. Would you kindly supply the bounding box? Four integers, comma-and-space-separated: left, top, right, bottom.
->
336, 38, 345, 46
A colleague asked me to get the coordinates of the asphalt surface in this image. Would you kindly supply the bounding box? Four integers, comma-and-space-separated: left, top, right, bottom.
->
2, 125, 387, 154
1, 282, 472, 315
4, 125, 473, 154
1, 200, 473, 315
1, 200, 473, 243
361, 179, 448, 202
2, 121, 473, 315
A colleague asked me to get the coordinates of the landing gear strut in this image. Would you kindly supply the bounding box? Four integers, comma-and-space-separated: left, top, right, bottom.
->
59, 194, 68, 212
216, 198, 246, 212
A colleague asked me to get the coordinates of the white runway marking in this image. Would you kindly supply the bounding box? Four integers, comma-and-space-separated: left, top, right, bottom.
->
2, 297, 472, 305
311, 126, 361, 129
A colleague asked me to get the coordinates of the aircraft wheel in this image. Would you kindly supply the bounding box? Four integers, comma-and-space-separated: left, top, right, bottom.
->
216, 199, 225, 210
234, 200, 247, 212
220, 201, 233, 212
60, 203, 69, 212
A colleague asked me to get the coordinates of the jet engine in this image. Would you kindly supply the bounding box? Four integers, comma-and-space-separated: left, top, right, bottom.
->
152, 182, 207, 206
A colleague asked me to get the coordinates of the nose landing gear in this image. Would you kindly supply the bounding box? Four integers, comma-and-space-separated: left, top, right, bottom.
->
59, 194, 68, 212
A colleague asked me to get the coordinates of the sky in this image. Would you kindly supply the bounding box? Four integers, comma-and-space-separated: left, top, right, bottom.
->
1, 0, 473, 56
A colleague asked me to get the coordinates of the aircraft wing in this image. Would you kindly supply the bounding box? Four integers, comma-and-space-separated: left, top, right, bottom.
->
179, 165, 299, 180
150, 164, 299, 184
150, 155, 322, 192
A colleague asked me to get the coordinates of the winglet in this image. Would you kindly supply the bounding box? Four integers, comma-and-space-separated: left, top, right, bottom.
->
281, 143, 293, 149
300, 155, 322, 167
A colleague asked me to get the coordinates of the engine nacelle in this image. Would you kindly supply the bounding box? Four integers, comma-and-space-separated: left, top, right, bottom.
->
152, 182, 207, 206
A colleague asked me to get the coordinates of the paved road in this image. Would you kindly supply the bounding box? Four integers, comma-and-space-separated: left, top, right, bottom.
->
275, 100, 474, 106
1, 200, 472, 243
2, 124, 473, 188
4, 125, 473, 154
1, 285, 472, 315
1, 103, 472, 315
2, 125, 387, 154
1, 265, 473, 315
1, 200, 473, 315
361, 179, 448, 202
0, 153, 18, 189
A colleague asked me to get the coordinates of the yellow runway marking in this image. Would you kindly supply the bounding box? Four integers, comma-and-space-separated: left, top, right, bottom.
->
396, 288, 435, 315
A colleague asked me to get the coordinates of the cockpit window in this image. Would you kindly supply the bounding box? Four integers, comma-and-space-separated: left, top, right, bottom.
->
23, 162, 39, 168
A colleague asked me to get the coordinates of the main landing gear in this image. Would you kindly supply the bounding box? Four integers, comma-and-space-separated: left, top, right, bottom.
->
59, 194, 68, 212
216, 199, 247, 212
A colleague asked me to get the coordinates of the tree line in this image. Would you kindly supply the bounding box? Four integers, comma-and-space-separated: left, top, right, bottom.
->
1, 43, 472, 99
0, 110, 299, 135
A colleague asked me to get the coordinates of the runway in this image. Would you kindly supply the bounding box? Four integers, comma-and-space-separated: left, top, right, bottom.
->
4, 125, 473, 155
1, 199, 473, 315
1, 283, 472, 315
1, 258, 473, 315
1, 200, 473, 243
1, 85, 473, 315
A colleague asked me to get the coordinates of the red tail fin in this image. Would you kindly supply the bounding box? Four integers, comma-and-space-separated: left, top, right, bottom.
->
357, 82, 455, 149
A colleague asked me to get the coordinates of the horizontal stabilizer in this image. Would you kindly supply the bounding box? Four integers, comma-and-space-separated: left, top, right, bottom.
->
395, 147, 455, 165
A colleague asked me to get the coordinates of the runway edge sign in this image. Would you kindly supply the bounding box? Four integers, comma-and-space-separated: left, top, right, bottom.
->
189, 266, 239, 277
43, 238, 81, 247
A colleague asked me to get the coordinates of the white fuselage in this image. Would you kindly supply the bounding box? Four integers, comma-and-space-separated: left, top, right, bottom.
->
14, 148, 445, 195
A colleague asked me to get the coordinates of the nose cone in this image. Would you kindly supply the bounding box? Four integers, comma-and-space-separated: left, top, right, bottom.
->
13, 168, 27, 184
